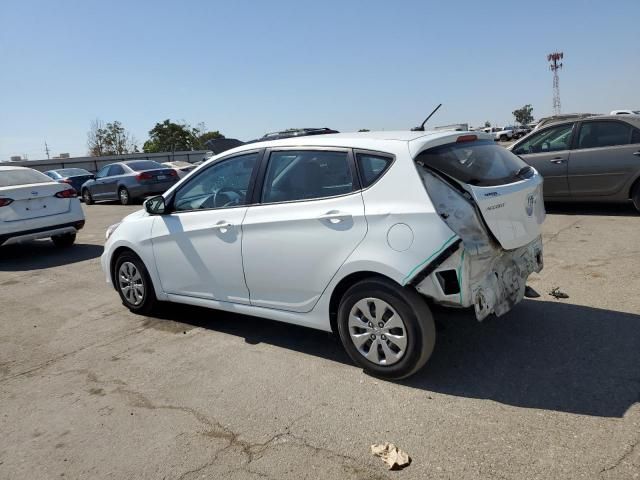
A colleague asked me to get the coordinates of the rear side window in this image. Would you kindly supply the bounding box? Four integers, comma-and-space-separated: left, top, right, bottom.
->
416, 140, 529, 187
108, 165, 125, 176
356, 153, 392, 187
577, 121, 631, 149
261, 150, 355, 203
632, 129, 640, 144
126, 161, 163, 171
0, 169, 54, 187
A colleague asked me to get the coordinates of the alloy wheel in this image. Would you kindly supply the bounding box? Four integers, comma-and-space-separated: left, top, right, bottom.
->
118, 261, 145, 306
348, 297, 407, 366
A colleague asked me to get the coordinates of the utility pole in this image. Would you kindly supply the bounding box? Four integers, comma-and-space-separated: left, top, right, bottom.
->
547, 51, 563, 116
44, 141, 50, 159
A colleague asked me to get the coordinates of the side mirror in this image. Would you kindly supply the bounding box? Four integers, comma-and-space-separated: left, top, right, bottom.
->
90, 175, 96, 180
145, 195, 166, 215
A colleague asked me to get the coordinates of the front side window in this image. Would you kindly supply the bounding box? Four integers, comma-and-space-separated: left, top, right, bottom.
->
261, 150, 355, 203
513, 123, 574, 154
577, 121, 631, 149
173, 152, 258, 212
95, 166, 111, 178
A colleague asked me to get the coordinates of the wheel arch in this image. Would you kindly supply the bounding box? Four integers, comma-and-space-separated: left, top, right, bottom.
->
109, 246, 143, 289
328, 271, 400, 334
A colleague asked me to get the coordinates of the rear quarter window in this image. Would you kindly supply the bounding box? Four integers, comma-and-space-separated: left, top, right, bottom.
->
415, 140, 529, 187
356, 153, 393, 187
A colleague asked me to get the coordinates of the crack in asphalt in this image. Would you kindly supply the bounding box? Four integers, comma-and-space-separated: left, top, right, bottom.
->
0, 318, 154, 384
109, 386, 389, 480
599, 434, 639, 475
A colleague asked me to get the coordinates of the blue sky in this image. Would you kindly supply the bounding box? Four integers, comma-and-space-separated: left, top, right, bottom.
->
1, 0, 639, 159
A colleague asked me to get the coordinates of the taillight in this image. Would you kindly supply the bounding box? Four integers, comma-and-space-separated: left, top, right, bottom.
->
55, 189, 77, 198
0, 198, 14, 207
137, 172, 153, 181
169, 169, 178, 177
60, 178, 73, 184
456, 134, 478, 143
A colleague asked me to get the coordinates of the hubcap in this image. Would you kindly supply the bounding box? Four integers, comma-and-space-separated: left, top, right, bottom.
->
120, 190, 128, 203
348, 298, 407, 366
118, 261, 144, 306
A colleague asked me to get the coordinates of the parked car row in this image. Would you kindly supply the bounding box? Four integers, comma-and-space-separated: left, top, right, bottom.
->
0, 166, 85, 247
509, 114, 640, 211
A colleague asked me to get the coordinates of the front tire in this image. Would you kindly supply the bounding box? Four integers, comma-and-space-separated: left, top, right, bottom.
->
51, 233, 76, 248
113, 251, 158, 315
337, 278, 436, 380
500, 135, 508, 142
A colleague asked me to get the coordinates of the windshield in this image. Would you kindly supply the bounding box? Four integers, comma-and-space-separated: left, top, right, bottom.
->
415, 140, 530, 187
0, 169, 55, 187
126, 161, 163, 172
56, 168, 91, 177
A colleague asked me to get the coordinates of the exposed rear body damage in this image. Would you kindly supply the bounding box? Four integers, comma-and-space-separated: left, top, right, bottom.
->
409, 135, 545, 320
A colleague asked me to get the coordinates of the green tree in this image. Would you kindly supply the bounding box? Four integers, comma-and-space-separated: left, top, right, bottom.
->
484, 121, 491, 128
512, 105, 534, 125
358, 129, 370, 132
87, 119, 137, 156
143, 120, 224, 152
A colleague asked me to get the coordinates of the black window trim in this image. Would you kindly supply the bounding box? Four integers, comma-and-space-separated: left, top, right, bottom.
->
165, 148, 265, 214
253, 146, 361, 207
95, 164, 114, 179
572, 119, 637, 150
352, 148, 396, 191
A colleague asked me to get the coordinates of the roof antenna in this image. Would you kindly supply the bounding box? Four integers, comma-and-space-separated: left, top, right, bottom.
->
411, 104, 442, 131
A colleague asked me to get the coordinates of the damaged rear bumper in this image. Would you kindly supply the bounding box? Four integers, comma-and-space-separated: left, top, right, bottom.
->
414, 236, 543, 321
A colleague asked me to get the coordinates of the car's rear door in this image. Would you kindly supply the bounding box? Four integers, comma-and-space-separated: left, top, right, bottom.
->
241, 148, 367, 313
511, 123, 575, 198
567, 119, 640, 197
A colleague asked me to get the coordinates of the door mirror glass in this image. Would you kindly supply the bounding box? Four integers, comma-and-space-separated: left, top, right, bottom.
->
145, 195, 166, 215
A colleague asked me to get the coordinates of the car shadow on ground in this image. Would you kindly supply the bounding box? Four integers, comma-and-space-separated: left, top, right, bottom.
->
150, 299, 639, 418
545, 201, 638, 217
0, 241, 103, 271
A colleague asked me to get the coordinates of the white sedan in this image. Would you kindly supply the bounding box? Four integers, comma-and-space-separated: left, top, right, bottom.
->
101, 131, 545, 379
0, 166, 85, 247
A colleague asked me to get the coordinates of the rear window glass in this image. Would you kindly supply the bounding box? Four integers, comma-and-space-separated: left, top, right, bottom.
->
126, 161, 163, 171
56, 168, 91, 177
357, 153, 392, 187
415, 140, 529, 187
0, 169, 54, 187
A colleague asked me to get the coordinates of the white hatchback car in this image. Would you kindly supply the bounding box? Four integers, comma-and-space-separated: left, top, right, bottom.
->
1, 166, 85, 247
101, 131, 545, 379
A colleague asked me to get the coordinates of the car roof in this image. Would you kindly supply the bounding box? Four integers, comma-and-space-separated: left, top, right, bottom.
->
537, 114, 640, 128
0, 165, 33, 172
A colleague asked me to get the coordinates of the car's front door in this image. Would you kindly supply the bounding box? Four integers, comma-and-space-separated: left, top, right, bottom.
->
91, 165, 111, 198
102, 164, 126, 199
512, 123, 575, 197
241, 149, 367, 313
567, 120, 640, 197
151, 151, 260, 303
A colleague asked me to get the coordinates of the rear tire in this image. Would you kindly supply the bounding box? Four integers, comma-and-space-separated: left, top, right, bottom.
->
632, 181, 640, 213
500, 135, 508, 142
113, 251, 158, 315
337, 278, 436, 380
118, 187, 131, 206
52, 233, 76, 248
82, 188, 94, 205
